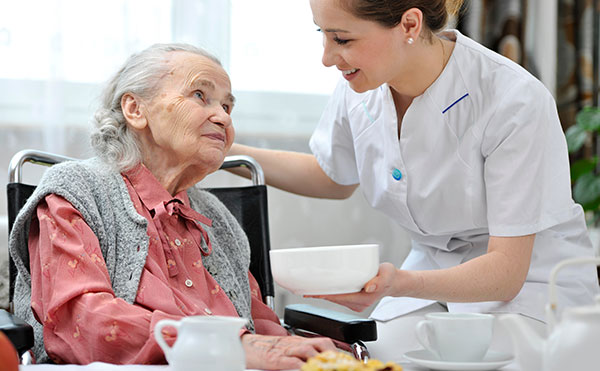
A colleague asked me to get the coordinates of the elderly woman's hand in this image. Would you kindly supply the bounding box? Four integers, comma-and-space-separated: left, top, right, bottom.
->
242, 334, 335, 370
307, 263, 401, 312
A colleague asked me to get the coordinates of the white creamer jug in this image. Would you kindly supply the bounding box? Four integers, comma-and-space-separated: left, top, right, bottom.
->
154, 315, 248, 371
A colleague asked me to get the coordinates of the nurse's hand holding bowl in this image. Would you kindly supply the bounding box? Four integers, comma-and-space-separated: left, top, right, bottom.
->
229, 0, 600, 363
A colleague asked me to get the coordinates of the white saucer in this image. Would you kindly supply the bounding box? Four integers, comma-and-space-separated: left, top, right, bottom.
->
403, 349, 514, 370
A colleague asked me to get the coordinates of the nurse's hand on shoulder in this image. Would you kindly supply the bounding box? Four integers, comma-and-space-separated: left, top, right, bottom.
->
242, 334, 335, 370
307, 263, 400, 312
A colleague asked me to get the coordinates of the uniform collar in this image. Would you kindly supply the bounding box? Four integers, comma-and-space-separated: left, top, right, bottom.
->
420, 29, 470, 116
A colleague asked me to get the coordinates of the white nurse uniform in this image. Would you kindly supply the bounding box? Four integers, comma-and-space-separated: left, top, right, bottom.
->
309, 30, 599, 324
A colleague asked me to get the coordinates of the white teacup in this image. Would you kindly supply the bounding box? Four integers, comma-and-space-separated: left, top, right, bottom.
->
415, 312, 494, 362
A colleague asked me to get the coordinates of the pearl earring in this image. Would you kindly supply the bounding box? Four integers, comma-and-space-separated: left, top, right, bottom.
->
407, 37, 414, 45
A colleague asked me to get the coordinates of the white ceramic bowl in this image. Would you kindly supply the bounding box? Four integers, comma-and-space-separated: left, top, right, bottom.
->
269, 244, 379, 295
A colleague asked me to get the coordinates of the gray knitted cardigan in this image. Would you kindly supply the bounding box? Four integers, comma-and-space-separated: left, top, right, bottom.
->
8, 157, 254, 363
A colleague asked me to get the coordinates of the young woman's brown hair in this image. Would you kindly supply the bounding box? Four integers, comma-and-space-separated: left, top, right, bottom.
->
339, 0, 464, 33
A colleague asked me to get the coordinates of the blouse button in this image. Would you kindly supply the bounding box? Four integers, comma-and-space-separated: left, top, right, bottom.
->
185, 279, 193, 287
392, 168, 403, 181
174, 238, 182, 246
204, 308, 213, 315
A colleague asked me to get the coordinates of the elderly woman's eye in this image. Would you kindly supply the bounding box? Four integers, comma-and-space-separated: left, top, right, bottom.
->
194, 90, 205, 100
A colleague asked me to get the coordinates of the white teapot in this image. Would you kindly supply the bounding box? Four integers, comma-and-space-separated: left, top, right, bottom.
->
500, 257, 600, 371
154, 315, 248, 371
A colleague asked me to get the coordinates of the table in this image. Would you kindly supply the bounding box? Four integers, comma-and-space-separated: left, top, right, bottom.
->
19, 359, 521, 371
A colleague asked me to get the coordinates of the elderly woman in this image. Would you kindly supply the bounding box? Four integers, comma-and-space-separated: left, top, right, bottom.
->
9, 43, 334, 368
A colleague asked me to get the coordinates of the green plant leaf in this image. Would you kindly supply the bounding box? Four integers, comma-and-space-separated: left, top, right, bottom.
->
576, 107, 600, 131
573, 172, 600, 210
570, 157, 598, 182
565, 124, 588, 153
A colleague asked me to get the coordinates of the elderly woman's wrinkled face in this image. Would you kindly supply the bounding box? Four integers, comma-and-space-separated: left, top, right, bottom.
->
141, 52, 235, 175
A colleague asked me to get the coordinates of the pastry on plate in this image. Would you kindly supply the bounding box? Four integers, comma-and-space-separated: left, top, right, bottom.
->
301, 350, 403, 371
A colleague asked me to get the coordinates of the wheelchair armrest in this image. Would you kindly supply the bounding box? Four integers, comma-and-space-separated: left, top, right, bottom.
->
283, 304, 377, 344
0, 309, 34, 356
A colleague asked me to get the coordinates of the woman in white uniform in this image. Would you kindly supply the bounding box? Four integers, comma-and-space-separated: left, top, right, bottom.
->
229, 0, 600, 362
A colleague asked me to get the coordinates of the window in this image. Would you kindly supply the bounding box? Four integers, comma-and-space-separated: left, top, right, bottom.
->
230, 0, 337, 95
0, 0, 172, 83
0, 0, 336, 135
228, 0, 337, 136
0, 0, 172, 127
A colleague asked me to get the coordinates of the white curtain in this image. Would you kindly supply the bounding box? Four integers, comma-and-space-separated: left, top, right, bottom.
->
460, 0, 557, 95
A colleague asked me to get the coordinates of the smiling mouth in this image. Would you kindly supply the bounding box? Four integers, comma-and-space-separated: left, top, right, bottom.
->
204, 133, 225, 142
342, 68, 359, 75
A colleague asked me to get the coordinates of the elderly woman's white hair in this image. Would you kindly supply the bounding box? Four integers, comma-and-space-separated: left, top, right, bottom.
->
90, 43, 222, 171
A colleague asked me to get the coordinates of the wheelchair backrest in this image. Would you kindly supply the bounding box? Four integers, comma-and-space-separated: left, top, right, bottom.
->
6, 150, 274, 310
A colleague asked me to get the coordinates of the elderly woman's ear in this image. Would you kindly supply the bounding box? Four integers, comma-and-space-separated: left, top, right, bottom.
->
121, 92, 148, 130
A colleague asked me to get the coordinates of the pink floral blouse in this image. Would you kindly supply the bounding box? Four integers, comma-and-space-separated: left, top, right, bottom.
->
28, 164, 286, 364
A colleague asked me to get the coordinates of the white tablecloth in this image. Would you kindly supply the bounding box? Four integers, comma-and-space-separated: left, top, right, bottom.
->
19, 360, 521, 371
